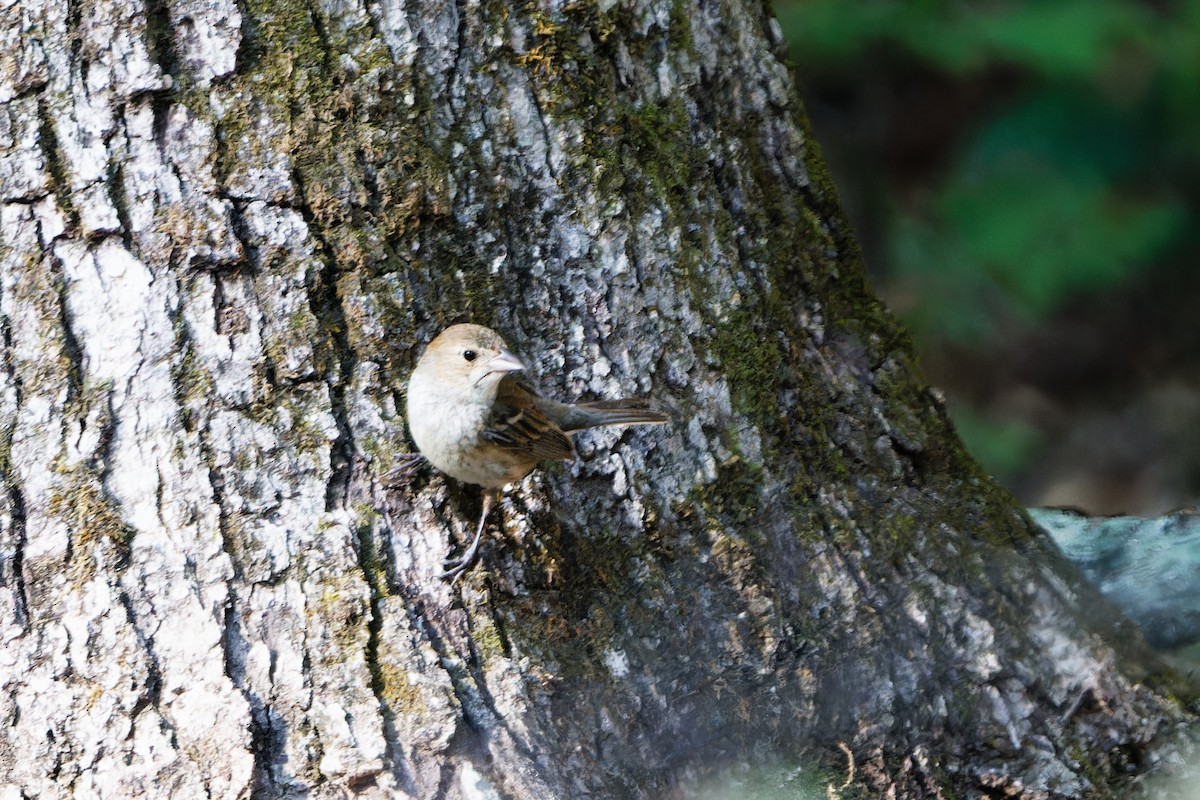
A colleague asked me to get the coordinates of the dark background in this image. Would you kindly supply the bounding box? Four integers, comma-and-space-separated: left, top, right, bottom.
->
776, 0, 1200, 515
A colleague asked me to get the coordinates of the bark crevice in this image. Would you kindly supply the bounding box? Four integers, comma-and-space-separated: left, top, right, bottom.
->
0, 311, 30, 630
1, 0, 1195, 796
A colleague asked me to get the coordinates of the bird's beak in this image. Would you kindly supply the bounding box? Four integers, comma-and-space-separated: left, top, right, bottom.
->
486, 349, 525, 375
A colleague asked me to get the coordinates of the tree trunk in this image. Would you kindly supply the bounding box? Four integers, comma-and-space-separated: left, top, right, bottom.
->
0, 0, 1193, 798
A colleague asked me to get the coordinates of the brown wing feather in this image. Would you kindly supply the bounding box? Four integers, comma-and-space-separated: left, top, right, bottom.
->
484, 376, 575, 462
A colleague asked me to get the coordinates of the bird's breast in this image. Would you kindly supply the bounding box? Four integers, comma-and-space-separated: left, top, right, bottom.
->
406, 381, 534, 488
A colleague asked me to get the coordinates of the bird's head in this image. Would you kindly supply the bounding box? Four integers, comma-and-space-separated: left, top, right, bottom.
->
414, 323, 526, 401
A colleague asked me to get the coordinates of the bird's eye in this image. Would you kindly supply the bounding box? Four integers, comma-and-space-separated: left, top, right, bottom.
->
463, 350, 477, 362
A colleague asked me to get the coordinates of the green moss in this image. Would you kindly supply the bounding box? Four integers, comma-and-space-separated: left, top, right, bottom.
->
512, 1, 617, 104
711, 308, 784, 420
877, 511, 921, 550
170, 339, 213, 432
376, 660, 427, 716
310, 573, 372, 653
0, 423, 11, 488
232, 387, 328, 457
666, 0, 695, 53
621, 97, 699, 206
490, 518, 648, 680
211, 0, 432, 247
1068, 744, 1117, 800
288, 405, 330, 455
470, 615, 508, 664
686, 454, 767, 531
821, 515, 861, 552
47, 468, 135, 583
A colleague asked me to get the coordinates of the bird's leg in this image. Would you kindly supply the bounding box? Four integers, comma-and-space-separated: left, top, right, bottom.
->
438, 492, 494, 581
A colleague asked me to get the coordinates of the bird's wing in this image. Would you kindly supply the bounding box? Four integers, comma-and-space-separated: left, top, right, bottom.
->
483, 376, 575, 462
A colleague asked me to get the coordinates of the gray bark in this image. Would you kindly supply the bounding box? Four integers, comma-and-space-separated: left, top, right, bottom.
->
0, 0, 1194, 798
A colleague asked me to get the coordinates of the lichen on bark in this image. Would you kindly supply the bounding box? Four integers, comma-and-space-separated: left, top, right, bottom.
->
0, 0, 1194, 798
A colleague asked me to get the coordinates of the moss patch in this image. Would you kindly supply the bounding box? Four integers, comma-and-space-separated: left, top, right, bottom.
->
711, 309, 784, 420
48, 467, 135, 584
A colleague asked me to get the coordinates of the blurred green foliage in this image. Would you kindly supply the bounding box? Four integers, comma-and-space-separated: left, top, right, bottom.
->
947, 407, 1043, 479
775, 0, 1200, 482
775, 0, 1199, 343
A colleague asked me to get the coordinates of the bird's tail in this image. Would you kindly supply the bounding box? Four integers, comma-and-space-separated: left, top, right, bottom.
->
543, 398, 669, 433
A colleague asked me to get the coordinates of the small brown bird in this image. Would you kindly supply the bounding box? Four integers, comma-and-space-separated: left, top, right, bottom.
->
406, 323, 668, 579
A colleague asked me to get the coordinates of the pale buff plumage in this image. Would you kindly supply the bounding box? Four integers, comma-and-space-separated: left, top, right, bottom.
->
406, 324, 667, 579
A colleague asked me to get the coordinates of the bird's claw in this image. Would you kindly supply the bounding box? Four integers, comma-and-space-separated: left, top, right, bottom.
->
437, 555, 475, 582
383, 453, 425, 487
436, 494, 493, 581
437, 534, 484, 580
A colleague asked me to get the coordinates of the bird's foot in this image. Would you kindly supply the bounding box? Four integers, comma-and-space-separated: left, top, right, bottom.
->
437, 552, 478, 582
436, 493, 493, 581
383, 453, 426, 487
438, 531, 485, 580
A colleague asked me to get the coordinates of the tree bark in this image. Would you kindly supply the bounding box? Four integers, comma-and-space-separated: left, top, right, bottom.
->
0, 0, 1193, 798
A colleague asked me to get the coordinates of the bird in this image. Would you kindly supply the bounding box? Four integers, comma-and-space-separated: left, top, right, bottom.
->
405, 323, 668, 579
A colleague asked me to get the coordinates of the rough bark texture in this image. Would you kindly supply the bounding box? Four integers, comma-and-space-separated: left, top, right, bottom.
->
0, 0, 1194, 798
